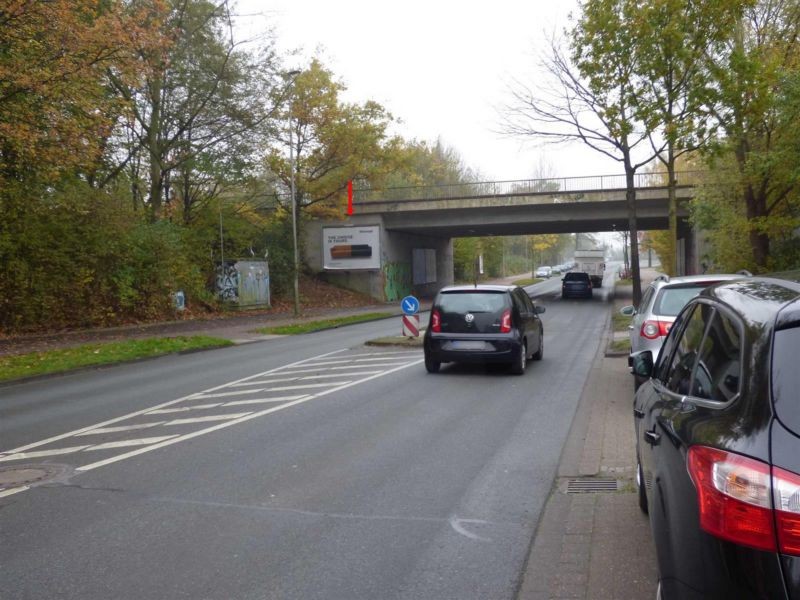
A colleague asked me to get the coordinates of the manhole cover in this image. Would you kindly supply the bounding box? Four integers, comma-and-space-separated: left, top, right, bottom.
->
566, 477, 619, 494
0, 464, 65, 488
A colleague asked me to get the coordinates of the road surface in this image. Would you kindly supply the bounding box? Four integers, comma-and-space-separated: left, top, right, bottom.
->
0, 277, 614, 600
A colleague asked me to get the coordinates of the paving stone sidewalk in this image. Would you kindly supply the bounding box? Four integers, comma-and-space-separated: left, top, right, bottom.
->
518, 287, 658, 600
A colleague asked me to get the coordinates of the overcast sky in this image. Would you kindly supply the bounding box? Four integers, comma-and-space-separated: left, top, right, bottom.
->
235, 0, 624, 181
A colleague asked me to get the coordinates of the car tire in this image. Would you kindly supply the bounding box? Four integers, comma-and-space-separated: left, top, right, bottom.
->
637, 458, 648, 514
424, 355, 440, 373
532, 333, 543, 361
510, 342, 527, 375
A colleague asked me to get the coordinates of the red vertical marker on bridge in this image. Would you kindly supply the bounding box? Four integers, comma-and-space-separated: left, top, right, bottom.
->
347, 180, 354, 215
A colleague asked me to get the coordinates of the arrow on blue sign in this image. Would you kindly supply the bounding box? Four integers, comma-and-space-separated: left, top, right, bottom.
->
401, 295, 420, 315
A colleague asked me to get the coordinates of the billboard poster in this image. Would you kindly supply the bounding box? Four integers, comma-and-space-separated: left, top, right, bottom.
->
323, 226, 381, 270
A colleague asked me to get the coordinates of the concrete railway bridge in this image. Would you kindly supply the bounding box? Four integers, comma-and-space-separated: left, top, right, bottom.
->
304, 172, 702, 302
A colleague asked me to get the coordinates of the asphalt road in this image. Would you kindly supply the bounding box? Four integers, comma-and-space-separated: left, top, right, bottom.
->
0, 277, 613, 600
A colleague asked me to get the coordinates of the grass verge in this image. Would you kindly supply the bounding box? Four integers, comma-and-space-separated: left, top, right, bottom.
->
255, 312, 393, 335
612, 311, 633, 333
608, 338, 630, 354
615, 277, 633, 287
512, 277, 544, 286
365, 336, 423, 347
0, 336, 233, 383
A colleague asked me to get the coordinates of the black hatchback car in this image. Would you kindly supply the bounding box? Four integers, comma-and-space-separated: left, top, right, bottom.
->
630, 273, 800, 599
561, 272, 593, 299
423, 285, 545, 374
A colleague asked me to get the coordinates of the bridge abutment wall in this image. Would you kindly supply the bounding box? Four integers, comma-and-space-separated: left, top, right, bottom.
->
304, 216, 453, 302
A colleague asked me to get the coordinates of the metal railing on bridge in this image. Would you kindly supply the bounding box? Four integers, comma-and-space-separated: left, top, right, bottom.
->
354, 171, 703, 204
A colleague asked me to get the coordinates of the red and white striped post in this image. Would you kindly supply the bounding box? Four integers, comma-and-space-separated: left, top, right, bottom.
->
402, 314, 420, 337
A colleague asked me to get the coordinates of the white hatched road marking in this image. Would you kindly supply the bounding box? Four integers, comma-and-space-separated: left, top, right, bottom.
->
0, 445, 91, 462
146, 404, 222, 415
85, 436, 178, 451
230, 377, 300, 387
264, 382, 352, 392
74, 358, 422, 473
0, 348, 423, 492
300, 371, 380, 380
0, 348, 350, 456
76, 423, 165, 436
223, 395, 310, 407
192, 389, 268, 399
165, 413, 251, 426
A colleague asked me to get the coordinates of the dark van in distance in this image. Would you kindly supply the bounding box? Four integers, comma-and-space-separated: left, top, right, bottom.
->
423, 285, 544, 374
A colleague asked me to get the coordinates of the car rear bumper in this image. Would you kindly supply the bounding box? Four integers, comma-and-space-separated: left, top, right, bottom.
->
424, 334, 521, 363
562, 287, 592, 298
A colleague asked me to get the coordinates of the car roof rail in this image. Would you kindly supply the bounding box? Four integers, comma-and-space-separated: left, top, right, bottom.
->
654, 273, 670, 283
736, 269, 753, 277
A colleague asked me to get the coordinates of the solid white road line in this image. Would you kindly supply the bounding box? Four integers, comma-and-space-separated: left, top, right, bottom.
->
75, 358, 423, 473
75, 423, 165, 436
0, 348, 349, 456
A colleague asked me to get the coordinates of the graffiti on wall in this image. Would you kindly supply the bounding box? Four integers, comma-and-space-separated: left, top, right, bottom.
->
382, 261, 411, 302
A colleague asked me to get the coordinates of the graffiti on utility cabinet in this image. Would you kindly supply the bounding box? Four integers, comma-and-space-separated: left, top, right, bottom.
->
216, 260, 270, 306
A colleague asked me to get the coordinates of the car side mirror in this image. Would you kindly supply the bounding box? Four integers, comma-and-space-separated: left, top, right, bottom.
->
619, 305, 636, 317
630, 351, 654, 378
535, 306, 546, 314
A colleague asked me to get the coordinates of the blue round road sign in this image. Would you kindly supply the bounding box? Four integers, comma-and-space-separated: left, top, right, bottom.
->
401, 295, 420, 315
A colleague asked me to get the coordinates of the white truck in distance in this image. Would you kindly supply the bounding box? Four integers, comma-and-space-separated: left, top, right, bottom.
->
574, 250, 605, 288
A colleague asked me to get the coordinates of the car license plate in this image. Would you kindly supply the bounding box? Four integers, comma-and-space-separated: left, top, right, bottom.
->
450, 340, 487, 350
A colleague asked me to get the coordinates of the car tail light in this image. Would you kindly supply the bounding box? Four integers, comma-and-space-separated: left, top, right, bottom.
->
641, 320, 670, 340
500, 309, 512, 333
773, 467, 800, 555
431, 309, 441, 333
688, 446, 776, 552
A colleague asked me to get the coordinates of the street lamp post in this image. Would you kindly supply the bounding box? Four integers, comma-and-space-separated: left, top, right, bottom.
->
286, 70, 301, 317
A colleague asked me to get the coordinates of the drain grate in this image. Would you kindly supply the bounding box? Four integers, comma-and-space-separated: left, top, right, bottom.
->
566, 477, 619, 494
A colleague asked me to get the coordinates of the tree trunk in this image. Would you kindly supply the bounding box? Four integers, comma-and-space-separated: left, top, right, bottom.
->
147, 74, 163, 220
745, 183, 770, 269
624, 157, 642, 306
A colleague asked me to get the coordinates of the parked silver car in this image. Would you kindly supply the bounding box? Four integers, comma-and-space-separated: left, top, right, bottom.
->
620, 273, 751, 367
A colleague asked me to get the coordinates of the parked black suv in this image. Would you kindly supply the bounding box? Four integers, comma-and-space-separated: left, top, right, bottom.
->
423, 285, 545, 374
630, 272, 800, 599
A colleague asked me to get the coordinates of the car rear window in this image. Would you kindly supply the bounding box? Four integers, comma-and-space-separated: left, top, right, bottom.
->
437, 291, 509, 314
772, 326, 800, 435
564, 272, 589, 281
653, 284, 719, 317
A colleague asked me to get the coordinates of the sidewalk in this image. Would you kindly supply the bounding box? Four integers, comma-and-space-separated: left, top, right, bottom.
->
518, 281, 658, 600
